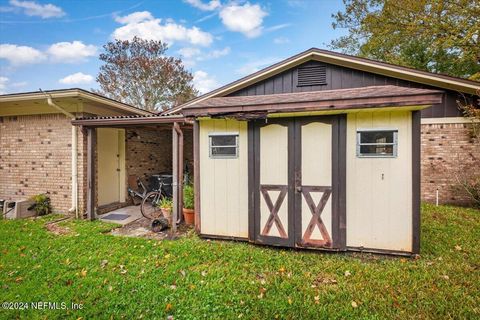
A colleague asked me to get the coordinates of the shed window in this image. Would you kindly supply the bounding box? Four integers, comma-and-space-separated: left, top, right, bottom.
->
209, 133, 239, 158
356, 130, 398, 157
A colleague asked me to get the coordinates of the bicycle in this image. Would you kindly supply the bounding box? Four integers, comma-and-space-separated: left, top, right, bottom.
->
127, 175, 170, 220
140, 188, 166, 220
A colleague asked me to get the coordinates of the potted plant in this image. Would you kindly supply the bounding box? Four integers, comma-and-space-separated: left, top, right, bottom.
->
28, 194, 52, 216
183, 184, 195, 225
158, 197, 173, 223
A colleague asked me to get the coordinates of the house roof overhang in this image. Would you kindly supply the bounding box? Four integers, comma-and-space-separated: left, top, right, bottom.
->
0, 88, 152, 116
165, 48, 480, 115
182, 85, 444, 118
71, 114, 187, 127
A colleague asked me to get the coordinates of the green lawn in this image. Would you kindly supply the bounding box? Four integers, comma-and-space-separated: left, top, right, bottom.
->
0, 204, 479, 319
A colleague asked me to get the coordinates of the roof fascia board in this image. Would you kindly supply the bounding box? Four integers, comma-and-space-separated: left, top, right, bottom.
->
0, 89, 151, 116
76, 91, 151, 115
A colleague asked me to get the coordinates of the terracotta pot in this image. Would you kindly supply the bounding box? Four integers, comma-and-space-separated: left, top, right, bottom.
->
183, 208, 195, 225
161, 208, 172, 224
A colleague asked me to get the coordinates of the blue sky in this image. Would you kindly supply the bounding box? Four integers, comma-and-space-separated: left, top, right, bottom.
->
0, 0, 347, 95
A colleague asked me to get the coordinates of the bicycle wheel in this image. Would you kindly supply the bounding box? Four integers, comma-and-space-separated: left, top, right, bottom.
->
140, 191, 164, 220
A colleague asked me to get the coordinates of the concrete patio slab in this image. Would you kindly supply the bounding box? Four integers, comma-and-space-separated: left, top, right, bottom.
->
98, 205, 142, 226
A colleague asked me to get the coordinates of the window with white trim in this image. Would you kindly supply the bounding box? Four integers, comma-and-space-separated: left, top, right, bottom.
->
209, 133, 239, 158
356, 129, 398, 157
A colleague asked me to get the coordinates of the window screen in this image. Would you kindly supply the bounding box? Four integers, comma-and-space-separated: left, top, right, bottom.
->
357, 130, 398, 157
209, 134, 238, 158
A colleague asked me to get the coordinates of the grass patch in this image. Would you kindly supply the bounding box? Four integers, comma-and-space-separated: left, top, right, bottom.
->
0, 204, 479, 319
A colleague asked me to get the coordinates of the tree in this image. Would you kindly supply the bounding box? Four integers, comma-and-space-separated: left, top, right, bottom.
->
96, 37, 198, 112
330, 0, 480, 80
454, 90, 480, 207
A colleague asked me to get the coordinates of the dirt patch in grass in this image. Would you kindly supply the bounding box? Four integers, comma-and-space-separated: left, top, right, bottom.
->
44, 218, 73, 235
110, 217, 193, 240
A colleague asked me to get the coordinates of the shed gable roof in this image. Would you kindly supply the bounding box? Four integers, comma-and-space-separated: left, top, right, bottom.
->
166, 48, 480, 115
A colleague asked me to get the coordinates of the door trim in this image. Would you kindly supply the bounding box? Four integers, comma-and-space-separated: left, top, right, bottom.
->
248, 115, 346, 250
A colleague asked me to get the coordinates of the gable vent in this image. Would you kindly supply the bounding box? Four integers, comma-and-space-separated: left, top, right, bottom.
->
297, 65, 327, 87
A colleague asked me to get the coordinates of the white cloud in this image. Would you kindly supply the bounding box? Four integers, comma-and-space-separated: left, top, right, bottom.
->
185, 0, 221, 11
219, 3, 267, 38
193, 70, 218, 94
178, 46, 230, 67
203, 46, 230, 59
266, 23, 291, 32
112, 11, 213, 47
114, 11, 153, 24
0, 77, 8, 94
273, 37, 290, 44
236, 57, 280, 75
9, 0, 65, 19
0, 43, 46, 65
47, 41, 97, 63
59, 72, 94, 85
178, 47, 202, 59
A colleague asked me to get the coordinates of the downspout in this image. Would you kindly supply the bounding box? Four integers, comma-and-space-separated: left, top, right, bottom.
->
43, 94, 79, 218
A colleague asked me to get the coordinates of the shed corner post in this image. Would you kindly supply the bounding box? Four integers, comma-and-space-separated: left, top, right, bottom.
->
172, 124, 179, 235
412, 110, 421, 254
86, 127, 97, 221
193, 119, 201, 233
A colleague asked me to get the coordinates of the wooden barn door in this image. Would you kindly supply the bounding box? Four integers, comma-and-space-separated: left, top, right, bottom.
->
252, 119, 295, 247
251, 116, 346, 250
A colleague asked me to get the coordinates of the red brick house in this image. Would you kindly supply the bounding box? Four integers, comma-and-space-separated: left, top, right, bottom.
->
0, 89, 151, 215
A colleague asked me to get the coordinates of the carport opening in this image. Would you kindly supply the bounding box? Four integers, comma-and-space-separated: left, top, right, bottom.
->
74, 116, 194, 236
96, 125, 193, 214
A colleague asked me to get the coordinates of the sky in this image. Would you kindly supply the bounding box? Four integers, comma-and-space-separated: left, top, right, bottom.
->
0, 0, 348, 95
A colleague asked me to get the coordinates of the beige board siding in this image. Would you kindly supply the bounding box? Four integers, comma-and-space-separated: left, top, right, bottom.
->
199, 119, 248, 238
301, 122, 332, 241
346, 111, 412, 252
97, 128, 126, 206
259, 124, 289, 237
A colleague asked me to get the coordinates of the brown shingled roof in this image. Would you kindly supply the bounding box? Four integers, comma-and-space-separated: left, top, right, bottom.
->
182, 85, 444, 117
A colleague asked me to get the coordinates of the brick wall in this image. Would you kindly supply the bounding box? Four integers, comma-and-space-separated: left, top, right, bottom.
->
125, 126, 194, 190
421, 121, 480, 206
0, 114, 87, 213
125, 127, 173, 187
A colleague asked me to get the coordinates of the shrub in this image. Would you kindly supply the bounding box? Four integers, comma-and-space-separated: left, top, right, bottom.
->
29, 194, 52, 216
183, 185, 194, 210
453, 171, 480, 207
158, 197, 173, 210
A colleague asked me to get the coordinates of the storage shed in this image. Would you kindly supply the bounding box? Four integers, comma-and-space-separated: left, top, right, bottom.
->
169, 48, 478, 255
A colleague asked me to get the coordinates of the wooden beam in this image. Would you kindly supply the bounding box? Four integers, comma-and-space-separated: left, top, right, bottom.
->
412, 110, 421, 254
86, 127, 96, 220
175, 122, 184, 223
193, 120, 201, 233
171, 124, 178, 235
